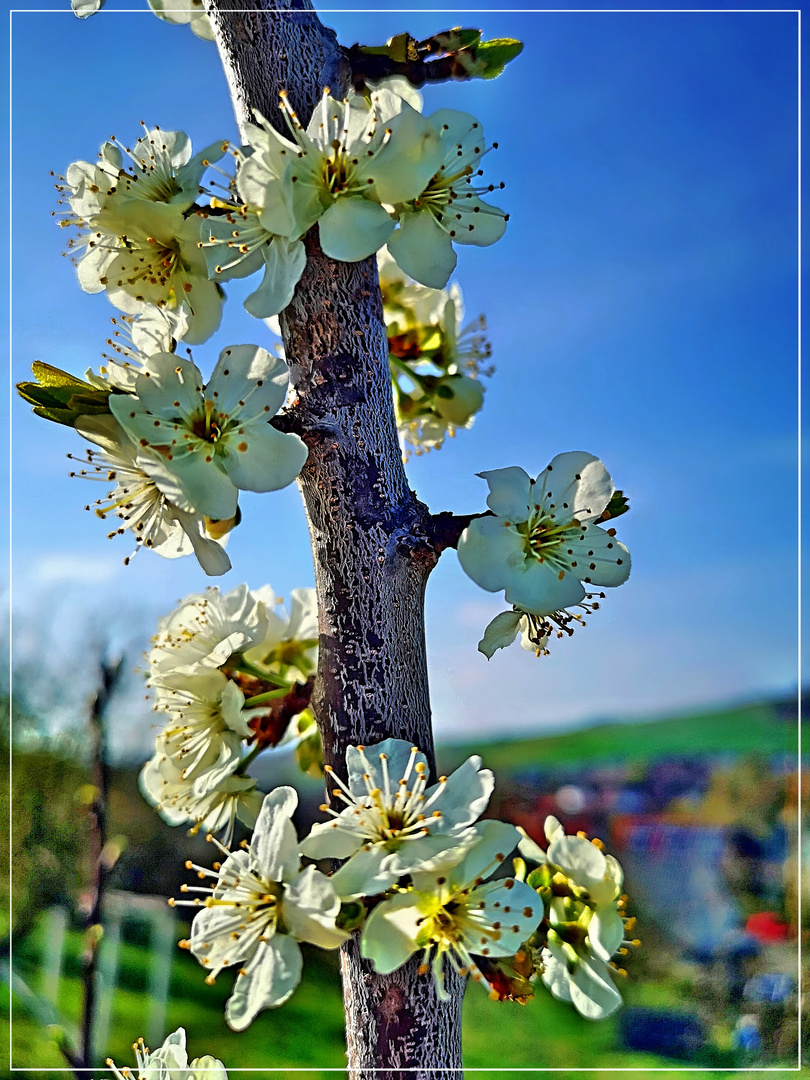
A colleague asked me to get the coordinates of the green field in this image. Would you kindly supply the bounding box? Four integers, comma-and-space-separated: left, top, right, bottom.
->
4, 695, 800, 1076
439, 698, 800, 774
5, 924, 735, 1076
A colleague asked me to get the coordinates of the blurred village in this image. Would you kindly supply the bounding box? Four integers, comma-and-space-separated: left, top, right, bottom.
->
2, 690, 804, 1073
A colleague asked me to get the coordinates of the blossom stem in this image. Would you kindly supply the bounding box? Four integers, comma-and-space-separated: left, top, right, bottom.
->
244, 686, 291, 707
236, 742, 265, 775
389, 354, 433, 389
227, 658, 288, 686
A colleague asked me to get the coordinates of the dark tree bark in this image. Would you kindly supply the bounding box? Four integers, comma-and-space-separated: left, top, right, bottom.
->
81, 656, 122, 1071
203, 2, 465, 1075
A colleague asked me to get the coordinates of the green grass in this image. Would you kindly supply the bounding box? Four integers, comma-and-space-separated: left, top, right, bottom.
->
440, 700, 799, 774
6, 922, 732, 1074
5, 696, 800, 1075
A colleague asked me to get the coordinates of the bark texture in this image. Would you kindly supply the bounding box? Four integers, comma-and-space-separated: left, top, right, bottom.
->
203, 1, 465, 1075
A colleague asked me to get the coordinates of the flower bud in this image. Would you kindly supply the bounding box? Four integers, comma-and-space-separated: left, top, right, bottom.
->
434, 374, 485, 425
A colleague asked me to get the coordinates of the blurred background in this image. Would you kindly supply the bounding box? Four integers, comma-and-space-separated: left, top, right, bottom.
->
4, 0, 802, 1074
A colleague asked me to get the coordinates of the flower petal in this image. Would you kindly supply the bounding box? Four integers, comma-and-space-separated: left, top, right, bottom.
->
566, 524, 631, 587
318, 198, 395, 262
537, 452, 613, 522
329, 844, 400, 900
129, 353, 205, 418
170, 507, 233, 577
503, 561, 587, 616
252, 786, 300, 882
456, 515, 526, 593
346, 739, 426, 794
298, 817, 364, 861
387, 210, 457, 289
589, 906, 625, 963
206, 346, 288, 418
361, 892, 421, 974
225, 932, 303, 1030
444, 195, 507, 248
283, 866, 347, 949
479, 466, 533, 520
244, 239, 307, 319
569, 955, 623, 1019
222, 421, 308, 493
426, 755, 493, 830
154, 450, 239, 520
365, 108, 443, 205
478, 610, 522, 658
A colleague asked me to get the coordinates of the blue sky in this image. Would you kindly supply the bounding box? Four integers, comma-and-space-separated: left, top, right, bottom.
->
7, 4, 800, 755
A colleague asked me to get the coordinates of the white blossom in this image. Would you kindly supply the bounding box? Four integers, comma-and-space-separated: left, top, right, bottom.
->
109, 346, 308, 521
361, 820, 541, 999
387, 110, 507, 289
151, 669, 252, 777
148, 584, 269, 685
147, 0, 215, 40
71, 0, 104, 18
140, 744, 262, 844
70, 414, 231, 576
457, 453, 630, 616
198, 206, 306, 319
177, 787, 347, 1029
56, 128, 228, 343
518, 816, 629, 1019
84, 307, 191, 392
104, 1027, 227, 1080
238, 88, 443, 261
107, 125, 227, 212
82, 202, 224, 344
243, 586, 318, 686
299, 739, 493, 898
378, 247, 451, 335
477, 593, 606, 660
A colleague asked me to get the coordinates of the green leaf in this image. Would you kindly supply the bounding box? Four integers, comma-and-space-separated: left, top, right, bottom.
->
336, 900, 367, 933
16, 382, 65, 409
30, 405, 81, 426
358, 32, 415, 63
422, 27, 482, 54
295, 724, 324, 778
599, 489, 630, 522
458, 38, 524, 79
30, 361, 96, 391
17, 363, 112, 427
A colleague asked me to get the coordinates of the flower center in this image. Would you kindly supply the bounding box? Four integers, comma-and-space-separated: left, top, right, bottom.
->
321, 144, 355, 196
189, 400, 224, 444
323, 747, 449, 848
516, 512, 581, 563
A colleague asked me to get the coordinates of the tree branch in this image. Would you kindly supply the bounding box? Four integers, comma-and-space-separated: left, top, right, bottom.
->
203, 2, 465, 1074
426, 510, 493, 553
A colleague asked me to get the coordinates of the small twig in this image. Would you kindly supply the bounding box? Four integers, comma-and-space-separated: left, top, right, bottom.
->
245, 676, 316, 750
427, 510, 493, 553
346, 46, 480, 89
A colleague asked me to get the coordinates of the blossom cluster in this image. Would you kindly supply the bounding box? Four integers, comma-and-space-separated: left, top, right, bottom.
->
166, 736, 630, 1029
517, 817, 638, 1019
52, 95, 505, 339
18, 312, 308, 574
103, 1027, 227, 1080
458, 451, 631, 660
379, 250, 493, 456
141, 583, 318, 843
211, 86, 507, 305
54, 124, 229, 342
137, 577, 632, 1027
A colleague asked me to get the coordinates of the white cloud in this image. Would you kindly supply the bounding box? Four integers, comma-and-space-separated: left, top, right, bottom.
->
28, 552, 122, 586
